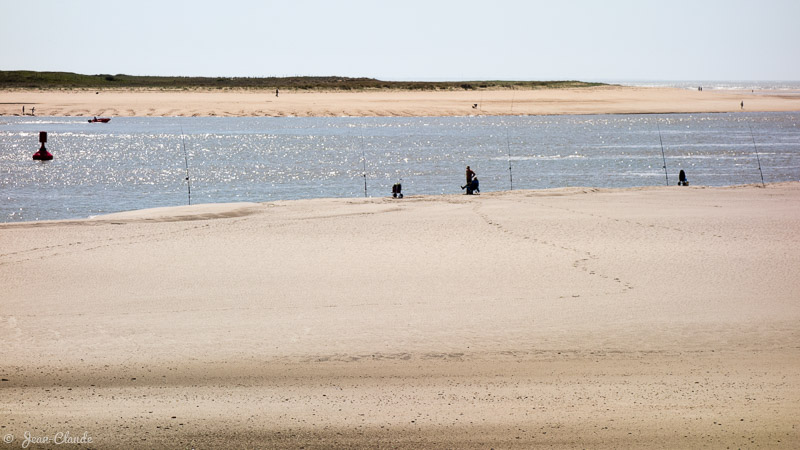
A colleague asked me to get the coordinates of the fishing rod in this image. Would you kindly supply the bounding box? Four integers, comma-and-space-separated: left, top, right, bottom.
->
656, 121, 669, 186
180, 126, 192, 205
360, 132, 368, 197
748, 124, 766, 187
506, 129, 513, 191
504, 89, 515, 191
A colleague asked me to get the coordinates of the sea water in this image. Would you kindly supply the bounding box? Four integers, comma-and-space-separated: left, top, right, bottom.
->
1, 113, 799, 222
609, 80, 800, 92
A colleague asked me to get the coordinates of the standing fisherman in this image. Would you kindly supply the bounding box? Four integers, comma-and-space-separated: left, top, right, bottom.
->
462, 165, 477, 194
463, 166, 475, 188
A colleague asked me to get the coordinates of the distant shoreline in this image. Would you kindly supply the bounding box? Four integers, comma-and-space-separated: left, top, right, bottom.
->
2, 84, 799, 117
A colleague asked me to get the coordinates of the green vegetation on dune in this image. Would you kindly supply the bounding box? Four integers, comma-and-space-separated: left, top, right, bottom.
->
0, 71, 605, 91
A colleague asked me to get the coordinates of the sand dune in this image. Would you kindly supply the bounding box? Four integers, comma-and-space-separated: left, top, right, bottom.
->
1, 183, 798, 448
2, 85, 800, 117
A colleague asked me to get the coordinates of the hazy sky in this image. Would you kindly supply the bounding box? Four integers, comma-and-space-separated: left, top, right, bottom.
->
2, 0, 799, 81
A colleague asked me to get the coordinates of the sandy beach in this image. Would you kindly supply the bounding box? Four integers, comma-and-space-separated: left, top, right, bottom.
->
1, 183, 799, 448
3, 85, 800, 117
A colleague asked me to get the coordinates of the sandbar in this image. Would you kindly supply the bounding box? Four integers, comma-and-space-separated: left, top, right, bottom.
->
2, 85, 800, 117
1, 183, 799, 448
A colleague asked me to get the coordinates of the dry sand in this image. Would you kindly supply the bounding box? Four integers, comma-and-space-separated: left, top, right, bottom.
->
2, 85, 800, 117
1, 183, 799, 448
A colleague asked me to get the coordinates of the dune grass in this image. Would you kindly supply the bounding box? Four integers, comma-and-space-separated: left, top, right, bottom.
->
0, 71, 605, 91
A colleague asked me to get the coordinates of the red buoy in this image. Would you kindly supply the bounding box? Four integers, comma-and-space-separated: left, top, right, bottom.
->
33, 131, 53, 160
33, 147, 53, 160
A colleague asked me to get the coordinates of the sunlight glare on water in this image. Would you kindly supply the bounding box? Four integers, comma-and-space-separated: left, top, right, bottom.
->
1, 113, 798, 222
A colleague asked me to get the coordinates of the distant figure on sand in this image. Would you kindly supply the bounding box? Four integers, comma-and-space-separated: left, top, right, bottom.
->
276, 89, 279, 97
741, 101, 744, 110
392, 182, 403, 198
678, 170, 689, 186
462, 166, 479, 195
470, 177, 480, 194
463, 166, 475, 187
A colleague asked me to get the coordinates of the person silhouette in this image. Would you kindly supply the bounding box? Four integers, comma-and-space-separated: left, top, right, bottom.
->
462, 166, 477, 194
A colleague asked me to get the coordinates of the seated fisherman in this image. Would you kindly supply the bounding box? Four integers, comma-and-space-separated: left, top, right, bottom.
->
678, 170, 689, 186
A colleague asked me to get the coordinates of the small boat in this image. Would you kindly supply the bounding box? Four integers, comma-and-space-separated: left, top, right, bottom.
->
88, 117, 111, 123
